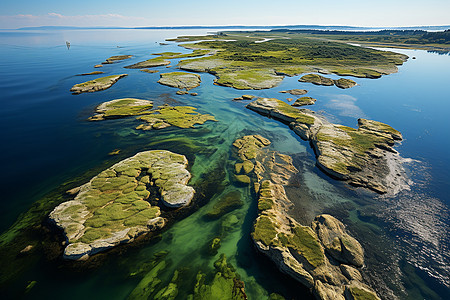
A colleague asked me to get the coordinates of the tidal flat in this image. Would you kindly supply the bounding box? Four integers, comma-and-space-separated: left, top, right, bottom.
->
0, 28, 449, 300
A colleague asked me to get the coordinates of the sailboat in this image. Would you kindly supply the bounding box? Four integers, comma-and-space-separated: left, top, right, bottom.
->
66, 41, 70, 50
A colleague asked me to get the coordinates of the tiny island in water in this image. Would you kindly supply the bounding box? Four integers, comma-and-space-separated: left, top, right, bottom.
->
0, 28, 449, 299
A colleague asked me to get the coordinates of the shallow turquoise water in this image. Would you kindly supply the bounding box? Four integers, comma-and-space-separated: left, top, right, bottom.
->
0, 29, 449, 299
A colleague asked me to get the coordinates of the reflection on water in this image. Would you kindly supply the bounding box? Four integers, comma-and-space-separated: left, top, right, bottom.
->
0, 29, 449, 299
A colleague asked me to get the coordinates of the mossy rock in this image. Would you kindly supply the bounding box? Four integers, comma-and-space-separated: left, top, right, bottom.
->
49, 150, 195, 260
70, 74, 127, 94
292, 97, 316, 107
89, 98, 153, 121
125, 57, 170, 69
298, 74, 334, 86
137, 105, 217, 130
103, 55, 132, 64
334, 78, 357, 89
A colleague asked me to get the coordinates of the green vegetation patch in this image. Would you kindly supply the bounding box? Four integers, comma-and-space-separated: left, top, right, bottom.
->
346, 286, 379, 300
252, 215, 278, 246
299, 74, 334, 86
137, 105, 216, 129
279, 226, 325, 268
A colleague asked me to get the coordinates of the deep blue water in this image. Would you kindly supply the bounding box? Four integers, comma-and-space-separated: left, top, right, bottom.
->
0, 29, 449, 299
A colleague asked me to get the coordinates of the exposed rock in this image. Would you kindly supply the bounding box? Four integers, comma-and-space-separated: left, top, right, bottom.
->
279, 89, 308, 95
246, 98, 405, 194
125, 57, 170, 69
235, 174, 251, 185
70, 74, 127, 94
242, 95, 255, 100
94, 64, 103, 68
80, 71, 104, 76
49, 150, 195, 260
292, 97, 317, 106
176, 90, 188, 95
246, 146, 380, 300
136, 105, 216, 130
334, 78, 357, 89
102, 55, 132, 64
190, 92, 198, 96
158, 72, 201, 90
88, 98, 153, 121
312, 215, 364, 267
299, 74, 334, 86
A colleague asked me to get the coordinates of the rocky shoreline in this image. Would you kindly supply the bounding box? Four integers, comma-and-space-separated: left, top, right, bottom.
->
70, 74, 128, 94
246, 98, 406, 194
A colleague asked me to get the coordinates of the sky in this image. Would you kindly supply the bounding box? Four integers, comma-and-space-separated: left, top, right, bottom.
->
0, 0, 449, 29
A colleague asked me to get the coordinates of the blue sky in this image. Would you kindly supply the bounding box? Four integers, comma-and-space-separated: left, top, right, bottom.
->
0, 0, 449, 29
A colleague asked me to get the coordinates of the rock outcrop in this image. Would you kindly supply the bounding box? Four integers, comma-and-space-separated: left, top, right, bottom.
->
292, 97, 317, 106
157, 72, 201, 90
88, 98, 153, 121
334, 78, 357, 89
246, 98, 405, 194
299, 74, 357, 89
279, 89, 308, 95
240, 136, 380, 300
49, 150, 195, 260
70, 74, 127, 94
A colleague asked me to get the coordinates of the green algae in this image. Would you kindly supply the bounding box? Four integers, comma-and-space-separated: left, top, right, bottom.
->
346, 286, 379, 300
127, 260, 167, 300
188, 254, 246, 300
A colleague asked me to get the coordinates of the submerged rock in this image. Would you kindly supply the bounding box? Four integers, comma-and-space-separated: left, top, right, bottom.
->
88, 98, 153, 121
158, 72, 201, 90
189, 254, 247, 300
246, 97, 405, 194
49, 150, 195, 260
205, 191, 243, 220
70, 74, 127, 94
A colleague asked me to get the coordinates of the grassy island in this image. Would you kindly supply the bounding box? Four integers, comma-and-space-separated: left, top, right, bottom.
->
169, 31, 407, 89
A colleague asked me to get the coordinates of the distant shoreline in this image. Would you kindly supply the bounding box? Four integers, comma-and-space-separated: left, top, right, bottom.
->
11, 24, 450, 31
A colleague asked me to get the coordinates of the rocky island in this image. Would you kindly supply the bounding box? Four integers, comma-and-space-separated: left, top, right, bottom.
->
246, 98, 405, 194
49, 150, 195, 260
157, 72, 201, 91
102, 55, 133, 64
88, 98, 154, 121
70, 74, 128, 94
279, 89, 308, 95
125, 57, 170, 69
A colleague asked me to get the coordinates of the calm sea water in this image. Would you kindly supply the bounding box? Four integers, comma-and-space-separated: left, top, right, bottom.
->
0, 29, 448, 299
